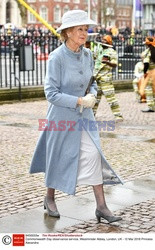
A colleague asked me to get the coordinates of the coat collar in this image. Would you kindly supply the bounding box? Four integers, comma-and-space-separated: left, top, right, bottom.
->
62, 42, 83, 58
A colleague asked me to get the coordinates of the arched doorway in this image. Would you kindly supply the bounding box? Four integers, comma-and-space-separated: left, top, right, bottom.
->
6, 0, 11, 23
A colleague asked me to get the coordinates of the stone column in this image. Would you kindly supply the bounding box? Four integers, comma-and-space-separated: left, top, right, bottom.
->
0, 0, 6, 25
10, 0, 22, 27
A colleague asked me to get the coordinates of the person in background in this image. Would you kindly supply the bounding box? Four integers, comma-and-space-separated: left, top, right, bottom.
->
93, 35, 123, 121
30, 10, 122, 224
84, 32, 99, 60
132, 52, 146, 103
111, 26, 119, 38
140, 37, 155, 112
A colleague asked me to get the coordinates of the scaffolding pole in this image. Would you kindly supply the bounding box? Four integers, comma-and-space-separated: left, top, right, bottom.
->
17, 0, 60, 37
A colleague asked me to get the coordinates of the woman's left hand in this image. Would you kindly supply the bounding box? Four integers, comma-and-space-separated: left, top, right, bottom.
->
82, 93, 96, 108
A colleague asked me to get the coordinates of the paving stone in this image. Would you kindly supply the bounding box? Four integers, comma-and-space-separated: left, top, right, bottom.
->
129, 223, 143, 227
138, 229, 150, 233
141, 224, 154, 229
128, 225, 140, 231
140, 218, 151, 222
73, 229, 87, 233
141, 212, 150, 216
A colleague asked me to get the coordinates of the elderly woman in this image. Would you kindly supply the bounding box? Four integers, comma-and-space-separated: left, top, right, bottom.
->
30, 10, 122, 223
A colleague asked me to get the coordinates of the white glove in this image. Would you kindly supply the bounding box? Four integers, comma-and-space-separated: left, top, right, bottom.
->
81, 93, 96, 108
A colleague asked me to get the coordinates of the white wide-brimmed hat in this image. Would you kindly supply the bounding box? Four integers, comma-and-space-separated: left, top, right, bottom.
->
56, 10, 97, 33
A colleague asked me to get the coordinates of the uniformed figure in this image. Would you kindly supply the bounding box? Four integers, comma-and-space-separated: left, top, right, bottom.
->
140, 37, 155, 112
132, 52, 145, 103
84, 32, 99, 60
93, 35, 123, 121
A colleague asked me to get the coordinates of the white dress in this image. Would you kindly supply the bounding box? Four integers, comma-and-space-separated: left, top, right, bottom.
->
77, 130, 103, 185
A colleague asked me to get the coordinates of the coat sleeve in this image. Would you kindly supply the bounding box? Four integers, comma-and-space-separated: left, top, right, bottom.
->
44, 53, 78, 108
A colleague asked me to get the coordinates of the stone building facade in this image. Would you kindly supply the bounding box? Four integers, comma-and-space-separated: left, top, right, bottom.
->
0, 0, 22, 27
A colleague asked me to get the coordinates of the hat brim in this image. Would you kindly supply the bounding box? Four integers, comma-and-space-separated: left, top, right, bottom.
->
56, 20, 97, 33
88, 33, 99, 36
97, 42, 113, 48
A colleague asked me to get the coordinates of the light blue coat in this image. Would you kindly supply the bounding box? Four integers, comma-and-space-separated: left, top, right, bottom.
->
30, 43, 122, 195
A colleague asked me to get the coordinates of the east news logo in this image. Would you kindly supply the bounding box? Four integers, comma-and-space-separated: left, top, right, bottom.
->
12, 234, 25, 246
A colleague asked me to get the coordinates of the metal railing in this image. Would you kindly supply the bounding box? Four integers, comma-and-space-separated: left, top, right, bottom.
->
113, 36, 145, 79
0, 34, 60, 89
0, 34, 145, 89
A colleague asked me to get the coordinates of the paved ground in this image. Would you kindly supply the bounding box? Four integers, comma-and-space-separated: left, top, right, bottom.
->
56, 198, 155, 234
0, 91, 155, 233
